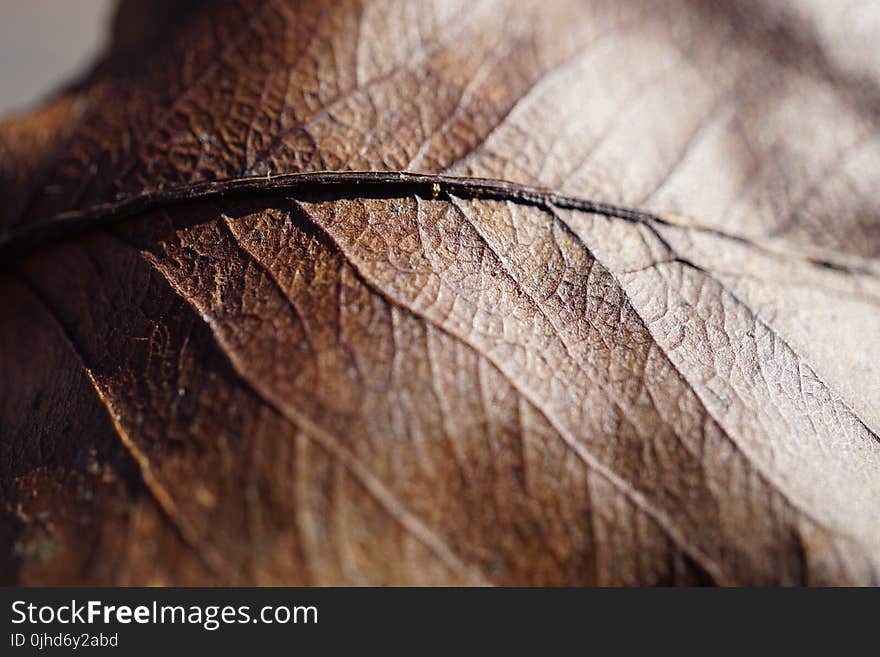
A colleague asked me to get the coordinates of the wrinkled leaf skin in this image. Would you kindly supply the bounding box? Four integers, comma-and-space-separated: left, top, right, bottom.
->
2, 0, 880, 586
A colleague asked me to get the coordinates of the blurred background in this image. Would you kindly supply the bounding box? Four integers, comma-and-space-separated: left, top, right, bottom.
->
0, 0, 113, 116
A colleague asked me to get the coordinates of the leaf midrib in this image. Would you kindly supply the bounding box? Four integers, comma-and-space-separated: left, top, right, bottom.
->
2, 171, 871, 281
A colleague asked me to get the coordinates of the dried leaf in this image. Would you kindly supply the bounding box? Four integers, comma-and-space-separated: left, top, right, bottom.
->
2, 0, 879, 585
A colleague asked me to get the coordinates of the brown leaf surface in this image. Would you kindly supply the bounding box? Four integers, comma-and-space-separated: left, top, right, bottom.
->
2, 0, 880, 585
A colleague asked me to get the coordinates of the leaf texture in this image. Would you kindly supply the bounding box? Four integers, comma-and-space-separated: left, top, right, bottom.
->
1, 0, 879, 585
